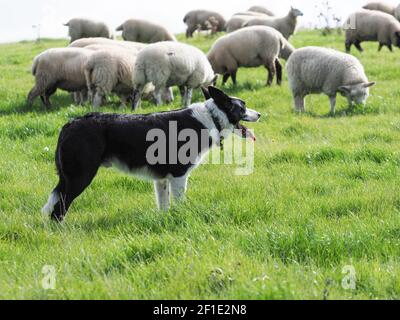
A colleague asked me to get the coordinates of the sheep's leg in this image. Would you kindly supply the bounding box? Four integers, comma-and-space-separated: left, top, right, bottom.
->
345, 41, 352, 53
41, 95, 51, 109
154, 88, 163, 106
329, 95, 336, 115
119, 94, 129, 109
27, 86, 41, 106
179, 86, 187, 99
73, 92, 81, 105
354, 40, 363, 52
275, 59, 282, 85
265, 62, 276, 87
186, 26, 196, 38
231, 70, 237, 85
93, 90, 104, 109
294, 95, 305, 113
163, 87, 174, 104
132, 87, 143, 111
183, 88, 193, 107
222, 73, 230, 86
387, 44, 393, 52
378, 43, 383, 52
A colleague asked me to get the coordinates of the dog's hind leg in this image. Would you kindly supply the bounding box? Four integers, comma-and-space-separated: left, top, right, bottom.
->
170, 175, 188, 204
154, 180, 170, 211
51, 167, 99, 222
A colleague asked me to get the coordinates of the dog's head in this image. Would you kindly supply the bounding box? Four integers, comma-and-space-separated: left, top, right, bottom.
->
202, 86, 261, 140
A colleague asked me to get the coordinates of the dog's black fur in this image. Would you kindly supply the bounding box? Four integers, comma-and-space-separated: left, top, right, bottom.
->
44, 86, 260, 221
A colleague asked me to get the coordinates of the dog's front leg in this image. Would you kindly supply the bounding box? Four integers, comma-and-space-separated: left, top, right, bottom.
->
154, 180, 170, 211
170, 175, 188, 204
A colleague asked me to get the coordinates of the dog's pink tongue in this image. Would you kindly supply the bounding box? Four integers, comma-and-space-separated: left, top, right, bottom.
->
238, 124, 256, 142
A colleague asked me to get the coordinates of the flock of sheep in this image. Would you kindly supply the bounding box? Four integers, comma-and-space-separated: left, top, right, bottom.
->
27, 2, 400, 114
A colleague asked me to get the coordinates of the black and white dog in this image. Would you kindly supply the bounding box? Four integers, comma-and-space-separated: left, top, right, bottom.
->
42, 86, 261, 221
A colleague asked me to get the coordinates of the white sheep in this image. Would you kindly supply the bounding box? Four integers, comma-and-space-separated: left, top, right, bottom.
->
84, 47, 173, 109
243, 7, 303, 39
28, 48, 93, 108
132, 41, 216, 109
64, 18, 112, 43
183, 10, 226, 38
248, 5, 275, 16
116, 19, 176, 43
345, 9, 400, 52
207, 26, 288, 86
363, 1, 396, 15
286, 47, 376, 114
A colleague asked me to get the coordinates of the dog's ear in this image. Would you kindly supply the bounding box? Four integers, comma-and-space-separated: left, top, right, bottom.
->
208, 86, 230, 108
201, 87, 211, 100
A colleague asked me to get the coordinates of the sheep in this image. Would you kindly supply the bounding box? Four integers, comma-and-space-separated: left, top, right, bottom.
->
226, 14, 264, 33
243, 7, 304, 39
363, 1, 396, 16
183, 10, 226, 38
84, 47, 173, 109
280, 38, 295, 60
345, 9, 400, 52
207, 26, 287, 86
131, 41, 216, 109
286, 47, 376, 115
248, 5, 275, 16
116, 19, 176, 43
64, 18, 112, 43
27, 48, 93, 108
69, 37, 146, 52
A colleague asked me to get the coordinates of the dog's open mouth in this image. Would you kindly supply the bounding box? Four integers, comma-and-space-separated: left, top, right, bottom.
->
236, 123, 256, 141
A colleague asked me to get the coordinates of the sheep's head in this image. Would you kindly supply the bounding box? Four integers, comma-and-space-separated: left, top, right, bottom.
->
290, 7, 304, 17
338, 82, 376, 106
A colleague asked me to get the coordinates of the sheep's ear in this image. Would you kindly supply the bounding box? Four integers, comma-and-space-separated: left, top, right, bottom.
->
338, 86, 351, 94
201, 87, 211, 100
363, 82, 376, 88
208, 86, 230, 108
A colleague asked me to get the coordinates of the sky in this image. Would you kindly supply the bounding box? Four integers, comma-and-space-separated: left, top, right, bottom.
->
0, 0, 398, 43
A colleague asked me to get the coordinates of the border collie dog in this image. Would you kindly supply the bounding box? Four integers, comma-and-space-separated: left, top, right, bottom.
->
42, 86, 261, 222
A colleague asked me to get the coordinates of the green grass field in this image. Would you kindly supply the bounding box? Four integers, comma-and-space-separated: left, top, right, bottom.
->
0, 30, 399, 300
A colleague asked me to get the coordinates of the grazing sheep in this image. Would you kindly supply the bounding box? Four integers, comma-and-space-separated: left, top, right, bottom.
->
248, 5, 275, 16
64, 18, 112, 43
207, 26, 286, 86
84, 47, 173, 108
345, 9, 400, 52
69, 37, 146, 52
243, 7, 304, 39
363, 1, 396, 15
286, 47, 376, 114
28, 48, 93, 108
116, 19, 176, 43
280, 39, 295, 60
132, 42, 216, 109
183, 10, 226, 38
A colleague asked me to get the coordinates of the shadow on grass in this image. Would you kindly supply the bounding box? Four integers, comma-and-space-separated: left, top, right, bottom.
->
300, 104, 381, 119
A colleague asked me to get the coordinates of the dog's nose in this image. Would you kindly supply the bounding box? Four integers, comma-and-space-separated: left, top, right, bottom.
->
257, 112, 262, 118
